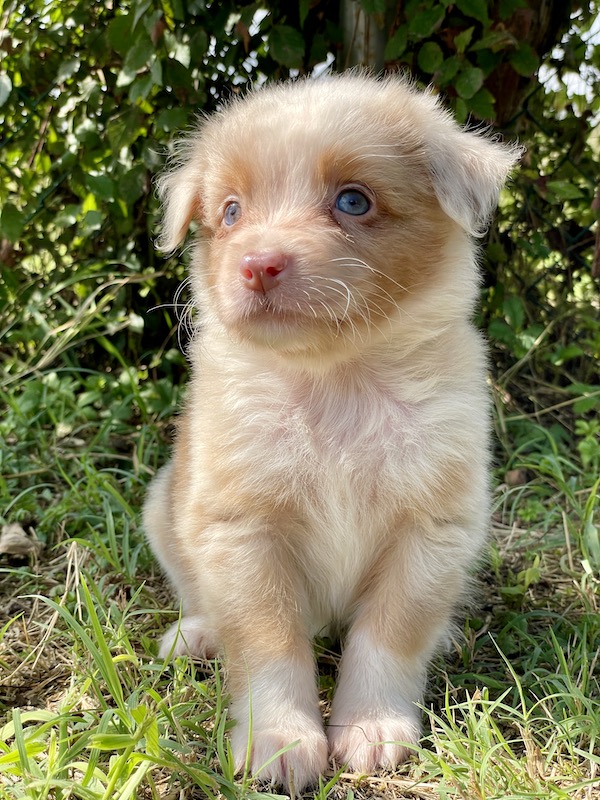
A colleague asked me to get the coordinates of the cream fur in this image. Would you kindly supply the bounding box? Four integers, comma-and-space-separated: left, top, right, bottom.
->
143, 72, 521, 790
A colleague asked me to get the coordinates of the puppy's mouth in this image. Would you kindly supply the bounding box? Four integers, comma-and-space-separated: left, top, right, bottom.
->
254, 295, 281, 313
220, 285, 345, 349
242, 293, 313, 325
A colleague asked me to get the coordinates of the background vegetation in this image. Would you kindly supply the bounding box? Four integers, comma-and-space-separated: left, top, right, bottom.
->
0, 1, 598, 798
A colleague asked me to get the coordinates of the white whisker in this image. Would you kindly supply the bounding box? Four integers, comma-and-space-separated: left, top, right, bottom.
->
147, 302, 189, 313
328, 256, 417, 295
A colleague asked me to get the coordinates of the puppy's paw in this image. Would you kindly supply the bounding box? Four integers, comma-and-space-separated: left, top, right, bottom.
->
158, 615, 220, 659
328, 715, 419, 773
232, 715, 329, 792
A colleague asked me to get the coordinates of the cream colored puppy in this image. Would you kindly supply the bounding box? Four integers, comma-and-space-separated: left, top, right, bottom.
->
144, 73, 520, 790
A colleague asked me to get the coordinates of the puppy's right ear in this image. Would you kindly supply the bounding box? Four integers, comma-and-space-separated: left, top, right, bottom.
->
426, 128, 523, 237
156, 163, 202, 253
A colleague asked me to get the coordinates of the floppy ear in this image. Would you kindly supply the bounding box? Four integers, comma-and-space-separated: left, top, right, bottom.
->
427, 127, 523, 236
156, 162, 202, 253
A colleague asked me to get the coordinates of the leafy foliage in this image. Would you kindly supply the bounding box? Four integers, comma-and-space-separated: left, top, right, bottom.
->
1, 1, 598, 408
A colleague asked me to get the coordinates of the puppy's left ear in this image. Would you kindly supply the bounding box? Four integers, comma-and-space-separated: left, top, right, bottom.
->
156, 161, 202, 253
427, 127, 523, 236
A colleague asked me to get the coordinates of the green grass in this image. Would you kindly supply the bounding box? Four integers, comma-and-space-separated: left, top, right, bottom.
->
1, 358, 598, 800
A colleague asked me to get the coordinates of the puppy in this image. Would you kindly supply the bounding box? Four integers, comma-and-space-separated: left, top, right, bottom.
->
144, 72, 520, 790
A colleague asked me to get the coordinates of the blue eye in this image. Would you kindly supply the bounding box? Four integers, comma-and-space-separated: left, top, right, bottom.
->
335, 189, 370, 216
224, 201, 241, 225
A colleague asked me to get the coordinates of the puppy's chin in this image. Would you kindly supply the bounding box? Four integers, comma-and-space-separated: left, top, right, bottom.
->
218, 300, 348, 356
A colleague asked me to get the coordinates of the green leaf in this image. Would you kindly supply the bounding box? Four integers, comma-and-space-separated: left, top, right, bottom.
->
583, 518, 600, 566
437, 55, 460, 83
477, 47, 503, 74
117, 67, 137, 88
299, 0, 310, 26
54, 204, 81, 229
546, 180, 584, 201
471, 30, 518, 52
455, 0, 490, 24
408, 6, 446, 39
75, 119, 101, 146
123, 36, 154, 72
164, 58, 194, 92
154, 107, 188, 133
549, 344, 585, 366
0, 203, 25, 242
418, 42, 444, 73
574, 396, 600, 414
488, 318, 517, 348
503, 296, 525, 331
132, 0, 152, 30
455, 66, 484, 99
384, 25, 408, 60
107, 15, 132, 55
57, 57, 80, 83
454, 26, 474, 55
499, 585, 526, 599
129, 72, 155, 102
466, 86, 496, 119
0, 73, 12, 107
486, 241, 508, 264
189, 29, 209, 61
151, 58, 162, 84
268, 25, 305, 69
89, 733, 138, 750
118, 165, 148, 205
516, 325, 543, 351
86, 174, 116, 202
566, 382, 600, 396
107, 109, 145, 151
80, 210, 104, 235
510, 43, 539, 76
454, 97, 468, 124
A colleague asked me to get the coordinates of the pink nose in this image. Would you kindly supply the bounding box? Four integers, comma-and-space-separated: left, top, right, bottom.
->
239, 251, 288, 293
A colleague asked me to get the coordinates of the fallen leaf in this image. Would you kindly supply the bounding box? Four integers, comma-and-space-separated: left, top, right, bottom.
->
0, 523, 42, 556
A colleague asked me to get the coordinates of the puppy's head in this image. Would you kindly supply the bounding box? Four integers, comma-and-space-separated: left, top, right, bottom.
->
158, 74, 521, 358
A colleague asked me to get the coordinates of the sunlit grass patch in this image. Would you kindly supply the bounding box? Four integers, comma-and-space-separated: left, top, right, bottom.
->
0, 563, 236, 800
418, 680, 598, 800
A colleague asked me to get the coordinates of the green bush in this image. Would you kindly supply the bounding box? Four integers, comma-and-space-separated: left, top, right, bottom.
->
1, 0, 598, 417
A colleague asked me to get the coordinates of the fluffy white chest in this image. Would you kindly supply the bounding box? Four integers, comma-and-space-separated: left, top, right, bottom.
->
275, 380, 418, 623
277, 372, 412, 496
187, 348, 484, 625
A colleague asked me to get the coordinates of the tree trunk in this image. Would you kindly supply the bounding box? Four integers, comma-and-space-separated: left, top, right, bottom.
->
485, 0, 574, 126
340, 0, 388, 70
340, 0, 576, 127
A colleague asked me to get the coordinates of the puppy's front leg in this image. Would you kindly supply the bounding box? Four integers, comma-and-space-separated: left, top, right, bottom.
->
328, 521, 476, 772
200, 521, 328, 791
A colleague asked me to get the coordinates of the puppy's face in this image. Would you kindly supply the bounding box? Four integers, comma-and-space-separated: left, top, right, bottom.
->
201, 120, 447, 355
159, 76, 520, 356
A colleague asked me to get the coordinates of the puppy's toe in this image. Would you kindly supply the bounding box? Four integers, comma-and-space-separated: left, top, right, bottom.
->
328, 715, 419, 773
158, 615, 220, 659
232, 718, 329, 792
